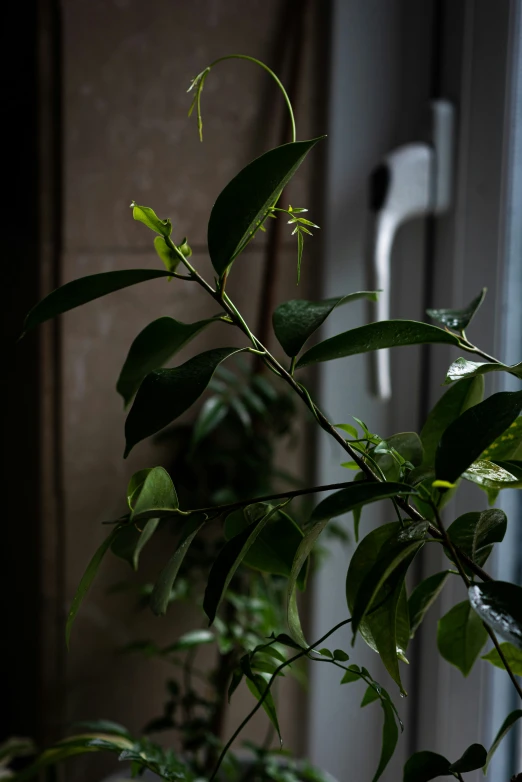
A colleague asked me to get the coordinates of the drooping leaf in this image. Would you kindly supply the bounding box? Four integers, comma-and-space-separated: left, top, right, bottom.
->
131, 201, 172, 236
446, 509, 507, 572
310, 481, 413, 522
22, 269, 173, 335
296, 320, 460, 369
117, 316, 220, 406
13, 735, 135, 781
244, 669, 282, 745
272, 292, 378, 358
66, 527, 122, 647
408, 571, 450, 639
437, 600, 488, 676
208, 138, 323, 276
481, 642, 522, 675
444, 356, 522, 384
287, 519, 329, 647
150, 514, 206, 616
426, 288, 486, 331
420, 377, 484, 468
448, 743, 487, 774
153, 236, 179, 272
403, 751, 451, 782
110, 518, 159, 571
192, 396, 229, 445
203, 503, 285, 624
124, 347, 243, 456
468, 581, 522, 649
361, 685, 380, 707
463, 458, 522, 490
485, 709, 522, 772
372, 699, 399, 782
435, 390, 522, 483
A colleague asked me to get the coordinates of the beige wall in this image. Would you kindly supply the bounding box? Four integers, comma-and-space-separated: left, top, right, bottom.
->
61, 2, 324, 779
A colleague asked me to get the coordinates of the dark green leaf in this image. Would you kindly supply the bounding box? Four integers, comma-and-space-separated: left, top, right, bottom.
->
481, 642, 522, 675
420, 377, 484, 468
403, 751, 451, 781
73, 720, 132, 739
446, 509, 507, 573
481, 417, 522, 461
203, 503, 285, 623
385, 432, 424, 468
437, 600, 488, 676
296, 320, 460, 369
272, 292, 378, 358
130, 466, 178, 521
124, 347, 243, 456
333, 649, 349, 662
427, 288, 486, 331
485, 709, 522, 772
444, 356, 522, 384
66, 527, 121, 648
163, 629, 214, 652
192, 396, 229, 446
361, 685, 380, 707
468, 581, 522, 649
131, 201, 172, 236
245, 672, 282, 745
435, 390, 522, 483
117, 316, 219, 406
110, 518, 159, 571
127, 468, 153, 510
271, 633, 304, 651
310, 481, 413, 522
341, 667, 361, 684
372, 699, 399, 782
448, 743, 487, 773
287, 518, 330, 646
22, 269, 173, 335
228, 669, 244, 703
208, 138, 323, 276
408, 572, 449, 639
150, 514, 207, 616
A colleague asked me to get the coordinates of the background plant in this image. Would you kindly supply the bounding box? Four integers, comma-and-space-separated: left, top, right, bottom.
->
16, 55, 522, 782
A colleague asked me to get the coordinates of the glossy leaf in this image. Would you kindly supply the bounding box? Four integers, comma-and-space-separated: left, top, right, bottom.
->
427, 288, 486, 331
310, 481, 413, 522
481, 642, 522, 675
296, 320, 460, 369
192, 396, 228, 445
117, 316, 219, 406
468, 581, 522, 649
403, 751, 451, 782
448, 743, 487, 774
372, 699, 399, 782
485, 709, 522, 772
203, 503, 285, 623
446, 509, 507, 572
66, 527, 121, 648
434, 390, 522, 483
124, 347, 242, 456
463, 458, 522, 490
208, 138, 323, 276
131, 202, 172, 236
444, 356, 522, 384
481, 416, 522, 461
153, 235, 179, 272
408, 571, 449, 639
22, 269, 173, 335
437, 600, 488, 676
272, 292, 378, 358
130, 466, 178, 521
150, 514, 207, 616
420, 377, 484, 468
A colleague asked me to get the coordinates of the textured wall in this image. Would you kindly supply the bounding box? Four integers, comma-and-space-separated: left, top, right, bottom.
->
61, 2, 323, 779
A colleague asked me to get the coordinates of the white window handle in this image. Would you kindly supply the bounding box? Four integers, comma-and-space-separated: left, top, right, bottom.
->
367, 100, 455, 400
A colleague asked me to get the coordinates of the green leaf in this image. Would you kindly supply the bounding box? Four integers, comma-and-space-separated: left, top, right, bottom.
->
127, 469, 153, 510
448, 743, 487, 773
203, 503, 286, 624
485, 709, 522, 772
361, 685, 380, 707
131, 201, 172, 236
372, 699, 399, 782
224, 508, 305, 583
408, 572, 449, 639
437, 600, 488, 676
435, 390, 522, 483
296, 229, 304, 283
66, 527, 122, 647
420, 376, 484, 467
468, 581, 522, 649
130, 466, 178, 521
117, 316, 219, 406
427, 288, 486, 331
272, 292, 379, 358
296, 320, 460, 369
153, 236, 179, 272
287, 519, 330, 646
124, 347, 243, 456
481, 642, 522, 675
245, 671, 282, 745
463, 458, 522, 490
163, 629, 215, 652
481, 416, 522, 461
110, 518, 159, 571
403, 751, 451, 781
341, 666, 361, 684
73, 720, 132, 739
150, 514, 206, 616
385, 432, 424, 468
310, 481, 413, 522
446, 509, 507, 573
208, 138, 323, 277
444, 356, 522, 384
22, 269, 173, 335
192, 396, 228, 445
333, 649, 350, 662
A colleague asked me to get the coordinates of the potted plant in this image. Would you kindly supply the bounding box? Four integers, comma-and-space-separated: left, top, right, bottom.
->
12, 55, 522, 782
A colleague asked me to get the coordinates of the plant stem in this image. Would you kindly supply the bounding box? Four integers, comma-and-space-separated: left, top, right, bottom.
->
483, 623, 522, 700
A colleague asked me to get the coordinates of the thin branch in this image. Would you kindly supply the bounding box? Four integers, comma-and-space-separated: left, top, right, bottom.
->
484, 624, 522, 700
